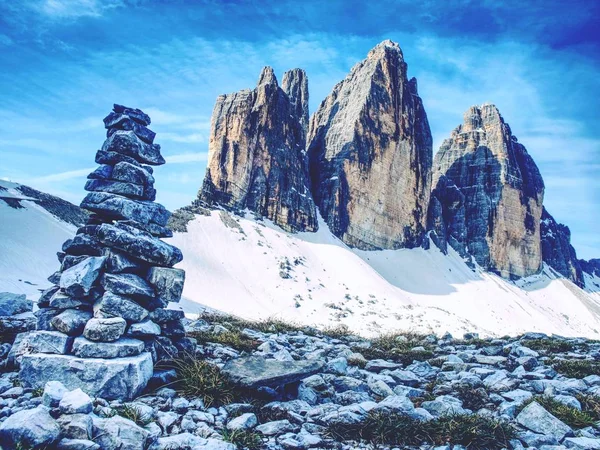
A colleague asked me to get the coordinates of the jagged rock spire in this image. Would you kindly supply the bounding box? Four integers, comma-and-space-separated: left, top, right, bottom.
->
430, 104, 545, 279
307, 39, 433, 250
200, 67, 318, 232
282, 68, 309, 141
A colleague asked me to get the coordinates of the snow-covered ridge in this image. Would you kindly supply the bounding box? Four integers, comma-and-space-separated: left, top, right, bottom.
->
171, 209, 600, 339
0, 180, 84, 298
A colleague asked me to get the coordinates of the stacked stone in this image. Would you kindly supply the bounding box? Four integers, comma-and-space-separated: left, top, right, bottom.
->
19, 105, 190, 400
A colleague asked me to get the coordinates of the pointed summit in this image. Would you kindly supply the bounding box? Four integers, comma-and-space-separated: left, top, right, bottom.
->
258, 66, 277, 86
430, 104, 545, 279
307, 40, 432, 250
282, 68, 309, 140
200, 67, 317, 232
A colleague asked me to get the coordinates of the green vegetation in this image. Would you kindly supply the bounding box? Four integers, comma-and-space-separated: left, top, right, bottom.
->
551, 359, 600, 378
221, 429, 263, 450
522, 338, 575, 353
167, 358, 238, 407
116, 404, 154, 426
453, 385, 491, 411
188, 329, 261, 353
576, 394, 600, 421
327, 411, 515, 449
353, 332, 435, 365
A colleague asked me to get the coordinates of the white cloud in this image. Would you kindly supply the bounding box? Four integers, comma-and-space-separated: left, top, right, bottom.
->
33, 0, 125, 19
25, 167, 94, 183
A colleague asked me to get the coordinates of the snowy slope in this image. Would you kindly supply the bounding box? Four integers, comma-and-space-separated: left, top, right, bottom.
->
171, 210, 600, 339
0, 181, 80, 299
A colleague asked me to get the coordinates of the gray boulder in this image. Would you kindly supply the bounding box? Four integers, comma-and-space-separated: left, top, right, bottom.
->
94, 292, 149, 322
42, 380, 68, 407
227, 413, 257, 431
112, 161, 154, 186
81, 192, 169, 226
72, 337, 144, 358
59, 388, 93, 414
20, 352, 153, 400
59, 256, 106, 297
101, 129, 164, 165
127, 319, 161, 337
87, 222, 182, 267
147, 267, 185, 303
222, 356, 324, 388
93, 414, 150, 450
0, 405, 60, 448
516, 401, 572, 441
85, 179, 146, 199
83, 317, 127, 342
57, 438, 100, 450
51, 309, 93, 336
0, 292, 33, 316
101, 273, 155, 299
22, 330, 72, 355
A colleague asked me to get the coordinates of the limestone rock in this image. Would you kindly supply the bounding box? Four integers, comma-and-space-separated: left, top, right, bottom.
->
307, 40, 432, 249
101, 130, 164, 166
83, 317, 127, 342
0, 292, 33, 316
81, 192, 169, 226
146, 267, 185, 303
540, 208, 584, 286
20, 352, 153, 400
59, 388, 93, 414
0, 405, 60, 448
222, 356, 324, 388
71, 337, 145, 358
516, 401, 572, 441
282, 68, 309, 141
59, 256, 106, 297
51, 309, 93, 336
431, 104, 544, 279
87, 222, 182, 267
94, 292, 149, 322
101, 273, 155, 300
200, 66, 318, 232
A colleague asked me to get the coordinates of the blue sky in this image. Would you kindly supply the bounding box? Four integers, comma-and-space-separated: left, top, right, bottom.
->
0, 0, 598, 258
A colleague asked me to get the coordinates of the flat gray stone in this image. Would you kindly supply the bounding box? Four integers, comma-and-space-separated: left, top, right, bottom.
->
20, 352, 153, 400
0, 405, 60, 448
23, 330, 72, 355
127, 319, 161, 337
94, 292, 149, 322
59, 256, 106, 297
72, 337, 144, 358
101, 273, 155, 300
0, 292, 33, 316
43, 380, 68, 407
222, 356, 324, 388
516, 401, 572, 441
93, 415, 150, 450
83, 317, 126, 342
57, 438, 100, 450
564, 437, 600, 449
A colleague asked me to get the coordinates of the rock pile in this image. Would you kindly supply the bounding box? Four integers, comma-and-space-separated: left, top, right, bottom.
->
2, 313, 600, 449
17, 105, 189, 400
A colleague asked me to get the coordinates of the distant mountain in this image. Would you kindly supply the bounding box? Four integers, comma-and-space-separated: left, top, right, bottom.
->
0, 180, 87, 297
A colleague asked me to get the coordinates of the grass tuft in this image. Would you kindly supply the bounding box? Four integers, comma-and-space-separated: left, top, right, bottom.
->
221, 429, 263, 450
576, 394, 600, 421
116, 404, 153, 427
166, 357, 238, 407
353, 332, 435, 365
522, 338, 575, 353
188, 329, 261, 353
551, 359, 600, 378
327, 410, 515, 449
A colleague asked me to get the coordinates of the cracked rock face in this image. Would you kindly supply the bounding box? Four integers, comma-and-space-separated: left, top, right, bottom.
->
540, 208, 584, 286
307, 40, 433, 250
200, 67, 318, 233
431, 104, 545, 279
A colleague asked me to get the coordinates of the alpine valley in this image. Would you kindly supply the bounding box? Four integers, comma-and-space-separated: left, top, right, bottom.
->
2, 40, 600, 340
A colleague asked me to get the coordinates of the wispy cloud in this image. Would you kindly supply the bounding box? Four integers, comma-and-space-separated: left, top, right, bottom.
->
166, 153, 208, 164
25, 168, 94, 183
24, 0, 125, 19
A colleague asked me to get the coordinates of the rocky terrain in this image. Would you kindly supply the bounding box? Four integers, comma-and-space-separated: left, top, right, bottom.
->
199, 67, 318, 233
1, 307, 600, 449
307, 40, 432, 250
431, 104, 545, 280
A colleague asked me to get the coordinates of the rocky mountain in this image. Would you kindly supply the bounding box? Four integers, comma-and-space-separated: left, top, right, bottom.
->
199, 67, 318, 233
307, 40, 432, 250
430, 104, 545, 279
540, 207, 584, 287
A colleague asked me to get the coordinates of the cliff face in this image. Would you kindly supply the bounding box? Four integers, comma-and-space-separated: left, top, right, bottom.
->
199, 67, 318, 232
540, 208, 584, 286
431, 104, 545, 279
307, 40, 433, 250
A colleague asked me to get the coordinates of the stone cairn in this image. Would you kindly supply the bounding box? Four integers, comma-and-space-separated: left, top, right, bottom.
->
17, 105, 192, 400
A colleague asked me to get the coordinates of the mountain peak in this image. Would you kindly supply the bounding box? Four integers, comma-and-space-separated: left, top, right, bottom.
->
258, 66, 277, 86
369, 39, 402, 54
